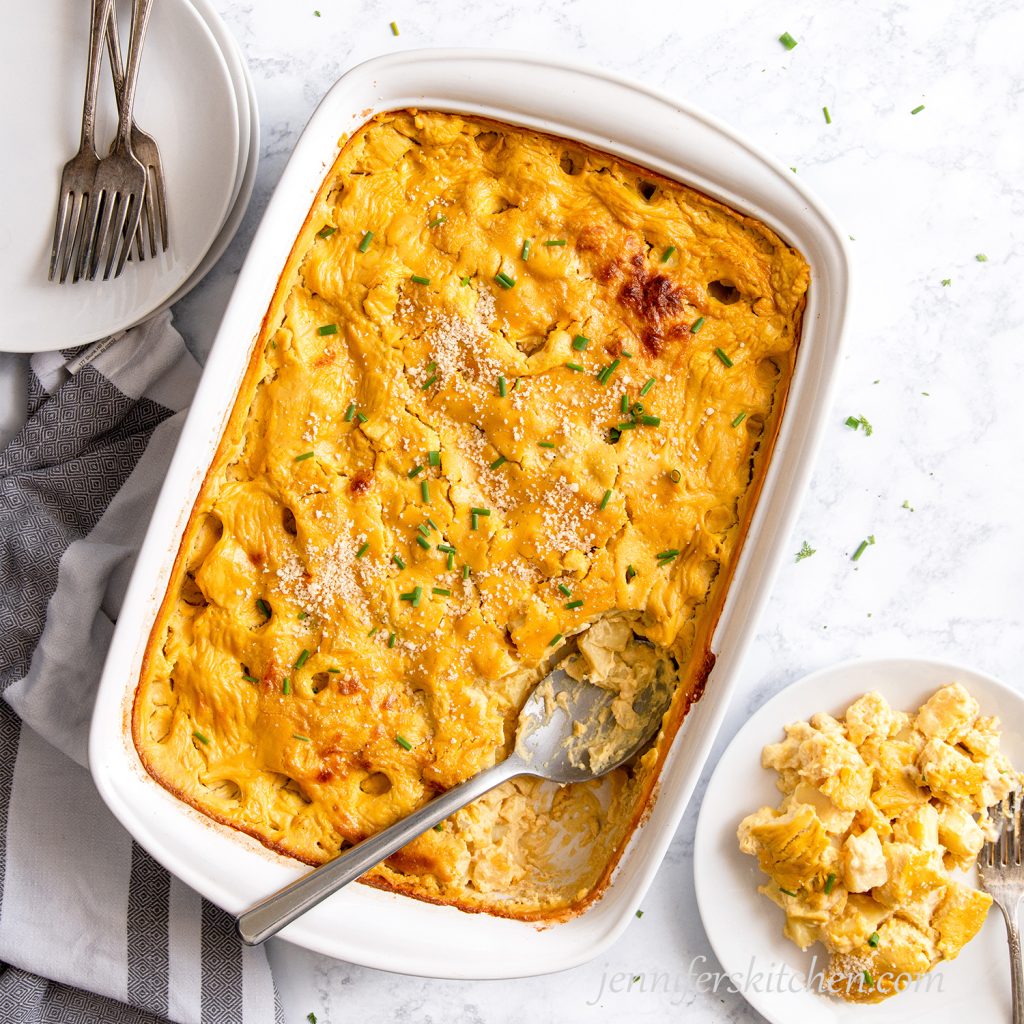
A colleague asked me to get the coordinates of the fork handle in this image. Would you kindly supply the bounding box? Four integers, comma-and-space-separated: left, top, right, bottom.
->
80, 0, 114, 152
104, 3, 126, 102
999, 899, 1024, 1024
114, 0, 153, 150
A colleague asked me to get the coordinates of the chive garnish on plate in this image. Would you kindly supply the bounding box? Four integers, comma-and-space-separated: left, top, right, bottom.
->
640, 378, 655, 397
565, 600, 584, 610
661, 245, 675, 262
824, 872, 836, 894
548, 633, 563, 647
395, 734, 412, 750
779, 31, 798, 49
565, 362, 584, 372
356, 542, 370, 558
358, 231, 373, 252
432, 587, 451, 596
910, 104, 925, 115
421, 480, 430, 503
428, 449, 440, 466
294, 649, 310, 670
256, 598, 271, 618
521, 240, 532, 260
294, 450, 314, 462
731, 411, 747, 427
572, 334, 589, 351
714, 348, 734, 367
416, 534, 431, 550
317, 324, 337, 336
411, 274, 431, 286
408, 464, 424, 478
282, 678, 291, 695
193, 730, 210, 744
393, 553, 406, 569
489, 455, 507, 470
558, 584, 572, 597
599, 489, 612, 510
498, 375, 507, 397
851, 535, 876, 562
543, 239, 567, 246
428, 215, 446, 228
494, 271, 516, 289
691, 316, 706, 333
316, 226, 335, 238
343, 402, 355, 422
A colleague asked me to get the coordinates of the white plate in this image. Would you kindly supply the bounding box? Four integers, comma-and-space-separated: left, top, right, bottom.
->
160, 0, 258, 311
90, 50, 851, 978
0, 0, 240, 352
694, 656, 1021, 1023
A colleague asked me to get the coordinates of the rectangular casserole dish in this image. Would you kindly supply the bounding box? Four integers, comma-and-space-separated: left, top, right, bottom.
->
89, 49, 851, 977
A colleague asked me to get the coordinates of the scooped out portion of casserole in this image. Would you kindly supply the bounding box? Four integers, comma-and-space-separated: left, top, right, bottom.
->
134, 110, 809, 919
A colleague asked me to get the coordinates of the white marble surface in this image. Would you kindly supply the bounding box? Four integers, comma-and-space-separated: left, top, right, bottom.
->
7, 0, 1024, 1019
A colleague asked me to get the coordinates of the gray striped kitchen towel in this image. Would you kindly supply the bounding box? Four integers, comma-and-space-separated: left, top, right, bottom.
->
0, 315, 283, 1024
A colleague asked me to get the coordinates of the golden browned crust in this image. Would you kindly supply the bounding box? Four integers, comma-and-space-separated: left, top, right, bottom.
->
133, 110, 808, 919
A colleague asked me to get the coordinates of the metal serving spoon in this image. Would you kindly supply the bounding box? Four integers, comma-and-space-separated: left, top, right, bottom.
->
236, 665, 673, 944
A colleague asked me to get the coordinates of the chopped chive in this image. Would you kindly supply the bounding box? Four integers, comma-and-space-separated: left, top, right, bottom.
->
976, 253, 988, 262
565, 599, 585, 610
779, 887, 798, 897
355, 411, 368, 423
851, 535, 876, 562
393, 553, 406, 569
824, 872, 836, 894
427, 449, 440, 466
910, 104, 925, 115
462, 564, 470, 579
437, 543, 456, 553
459, 276, 471, 286
620, 393, 629, 414
661, 245, 676, 262
635, 909, 643, 918
639, 378, 656, 397
621, 350, 633, 358
399, 586, 423, 606
316, 226, 336, 238
625, 564, 637, 582
344, 402, 356, 422
548, 633, 563, 647
599, 489, 612, 510
421, 374, 438, 390
242, 674, 258, 684
256, 598, 272, 618
428, 215, 447, 228
317, 324, 338, 336
657, 549, 680, 562
714, 347, 734, 367
565, 362, 584, 372
558, 583, 572, 597
416, 534, 431, 550
389, 20, 399, 35
822, 105, 832, 124
294, 450, 314, 462
521, 239, 532, 260
690, 316, 706, 334
328, 667, 341, 673
395, 734, 412, 751
356, 542, 370, 558
731, 411, 747, 427
293, 733, 310, 742
571, 334, 589, 351
367, 626, 379, 638
471, 513, 479, 530
426, 361, 437, 373
433, 823, 443, 832
297, 611, 309, 621
193, 730, 210, 744
868, 931, 880, 948
417, 523, 430, 537
863, 972, 873, 988
779, 31, 798, 50
358, 231, 373, 252
617, 421, 637, 431
427, 517, 439, 531
640, 414, 661, 427
489, 455, 507, 470
538, 440, 556, 449
669, 469, 681, 483
543, 239, 567, 246
447, 550, 455, 570
498, 375, 507, 397
294, 649, 310, 671
408, 464, 424, 478
471, 507, 491, 516
420, 480, 430, 503
282, 677, 291, 695
494, 271, 516, 289
411, 275, 431, 285
432, 587, 451, 596
388, 632, 396, 648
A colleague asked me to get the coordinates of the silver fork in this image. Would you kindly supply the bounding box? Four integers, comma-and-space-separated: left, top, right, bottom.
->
48, 0, 115, 283
105, 4, 168, 259
83, 0, 153, 281
979, 787, 1024, 1024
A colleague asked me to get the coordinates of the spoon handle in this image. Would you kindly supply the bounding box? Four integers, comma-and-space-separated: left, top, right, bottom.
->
236, 756, 525, 945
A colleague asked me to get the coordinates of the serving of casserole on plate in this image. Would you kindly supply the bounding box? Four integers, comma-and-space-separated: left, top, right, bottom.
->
91, 51, 850, 974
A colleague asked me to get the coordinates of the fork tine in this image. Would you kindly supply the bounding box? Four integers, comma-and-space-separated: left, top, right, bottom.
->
71, 192, 98, 284
61, 193, 89, 284
48, 189, 73, 282
80, 187, 108, 281
143, 167, 158, 258
111, 193, 140, 279
152, 162, 169, 252
102, 192, 130, 280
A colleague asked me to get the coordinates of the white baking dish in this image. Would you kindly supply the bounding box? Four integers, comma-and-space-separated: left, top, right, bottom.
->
89, 49, 851, 978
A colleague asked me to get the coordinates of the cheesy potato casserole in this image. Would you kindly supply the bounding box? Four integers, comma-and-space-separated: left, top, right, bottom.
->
135, 110, 808, 919
738, 684, 1021, 1001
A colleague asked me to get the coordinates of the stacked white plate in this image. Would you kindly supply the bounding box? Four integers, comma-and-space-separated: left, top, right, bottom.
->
0, 0, 259, 353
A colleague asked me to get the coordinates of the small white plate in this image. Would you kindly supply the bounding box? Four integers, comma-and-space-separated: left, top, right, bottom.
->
694, 657, 1021, 1024
0, 0, 240, 352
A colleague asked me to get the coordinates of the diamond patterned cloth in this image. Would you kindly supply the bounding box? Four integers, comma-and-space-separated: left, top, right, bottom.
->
0, 318, 283, 1024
